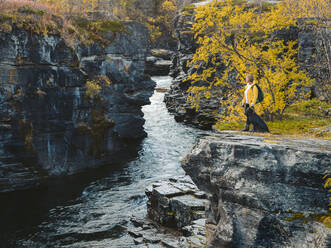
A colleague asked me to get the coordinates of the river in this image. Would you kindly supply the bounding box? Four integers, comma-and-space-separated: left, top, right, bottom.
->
0, 76, 209, 248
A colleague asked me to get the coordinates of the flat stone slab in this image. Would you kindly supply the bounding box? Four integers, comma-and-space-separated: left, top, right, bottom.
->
171, 194, 208, 211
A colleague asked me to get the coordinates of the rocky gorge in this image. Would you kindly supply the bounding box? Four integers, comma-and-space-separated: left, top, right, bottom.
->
0, 1, 330, 248
0, 20, 155, 193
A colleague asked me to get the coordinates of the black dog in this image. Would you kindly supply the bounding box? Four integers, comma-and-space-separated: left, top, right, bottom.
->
245, 106, 269, 133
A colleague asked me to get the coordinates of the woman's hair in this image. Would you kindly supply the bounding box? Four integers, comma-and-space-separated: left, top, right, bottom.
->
246, 74, 254, 82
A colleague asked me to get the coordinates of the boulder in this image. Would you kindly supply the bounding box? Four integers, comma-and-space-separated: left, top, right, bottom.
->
128, 176, 210, 247
146, 176, 209, 229
145, 49, 174, 76
145, 58, 173, 76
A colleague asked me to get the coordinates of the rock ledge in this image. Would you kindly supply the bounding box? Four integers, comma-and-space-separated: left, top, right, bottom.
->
182, 131, 331, 247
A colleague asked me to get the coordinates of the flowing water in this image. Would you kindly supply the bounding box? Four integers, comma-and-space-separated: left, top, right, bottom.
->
0, 76, 209, 248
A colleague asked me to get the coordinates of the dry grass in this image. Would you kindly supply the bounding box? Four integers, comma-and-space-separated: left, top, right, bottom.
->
0, 0, 69, 35
0, 0, 125, 47
0, 0, 57, 14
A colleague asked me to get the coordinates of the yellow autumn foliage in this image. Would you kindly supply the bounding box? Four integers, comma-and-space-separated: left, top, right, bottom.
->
283, 0, 330, 20
85, 75, 111, 100
323, 171, 331, 228
186, 0, 315, 122
145, 0, 178, 43
86, 80, 102, 99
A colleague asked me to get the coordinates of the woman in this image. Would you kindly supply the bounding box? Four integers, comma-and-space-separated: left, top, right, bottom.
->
241, 74, 269, 132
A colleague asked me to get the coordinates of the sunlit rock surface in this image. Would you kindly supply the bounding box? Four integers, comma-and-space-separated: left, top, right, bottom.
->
182, 131, 331, 247
0, 21, 155, 192
145, 49, 174, 76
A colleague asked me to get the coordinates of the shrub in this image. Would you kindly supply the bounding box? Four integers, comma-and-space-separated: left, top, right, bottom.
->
85, 75, 112, 100
186, 0, 313, 123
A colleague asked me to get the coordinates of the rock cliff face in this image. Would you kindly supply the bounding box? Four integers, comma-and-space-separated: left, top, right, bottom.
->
182, 132, 331, 247
165, 3, 331, 129
130, 0, 198, 50
0, 21, 155, 193
164, 4, 221, 129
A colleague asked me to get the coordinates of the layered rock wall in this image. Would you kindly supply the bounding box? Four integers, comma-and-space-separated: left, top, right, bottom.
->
145, 49, 174, 76
165, 4, 222, 129
182, 132, 331, 247
0, 21, 155, 192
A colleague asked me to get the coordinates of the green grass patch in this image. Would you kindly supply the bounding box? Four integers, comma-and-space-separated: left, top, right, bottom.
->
18, 6, 45, 16
288, 98, 331, 116
266, 116, 330, 138
72, 18, 126, 46
96, 20, 125, 33
216, 121, 243, 131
